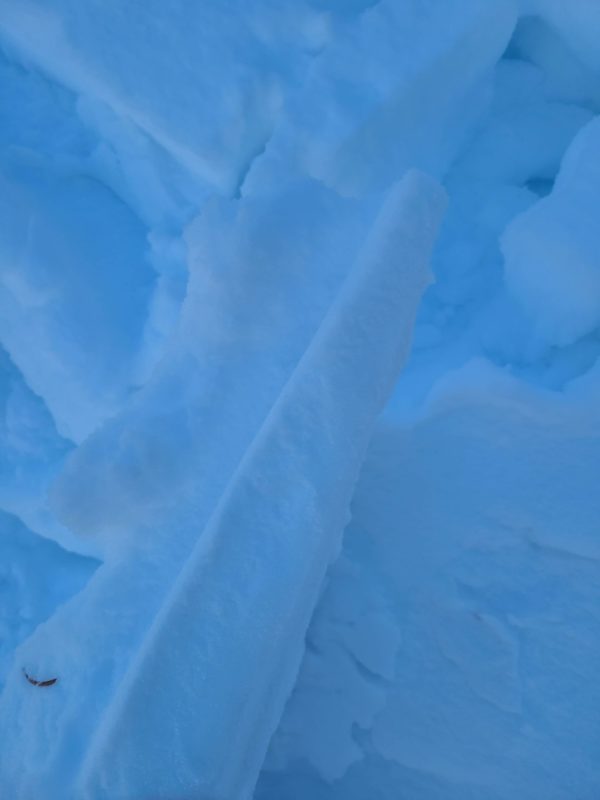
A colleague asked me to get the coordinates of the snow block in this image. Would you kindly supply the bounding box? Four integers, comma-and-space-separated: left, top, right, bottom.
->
0, 171, 445, 799
50, 180, 379, 547
501, 116, 600, 347
259, 359, 600, 800
520, 0, 600, 75
246, 0, 517, 196
0, 164, 154, 443
0, 0, 325, 194
76, 171, 446, 800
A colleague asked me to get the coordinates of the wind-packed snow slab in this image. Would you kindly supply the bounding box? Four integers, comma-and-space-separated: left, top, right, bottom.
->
506, 16, 600, 110
245, 0, 517, 196
0, 172, 445, 799
0, 0, 327, 194
520, 0, 600, 74
502, 116, 600, 347
2, 178, 392, 799
451, 97, 591, 186
76, 172, 445, 800
50, 181, 378, 546
257, 360, 600, 800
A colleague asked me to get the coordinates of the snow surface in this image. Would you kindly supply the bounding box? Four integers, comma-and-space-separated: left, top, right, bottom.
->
502, 115, 600, 347
1, 1, 600, 799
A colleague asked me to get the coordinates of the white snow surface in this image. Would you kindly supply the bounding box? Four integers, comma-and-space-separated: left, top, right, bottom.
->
502, 115, 600, 346
0, 1, 600, 799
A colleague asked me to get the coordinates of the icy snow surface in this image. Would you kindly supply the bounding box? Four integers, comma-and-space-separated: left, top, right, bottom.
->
1, 1, 600, 798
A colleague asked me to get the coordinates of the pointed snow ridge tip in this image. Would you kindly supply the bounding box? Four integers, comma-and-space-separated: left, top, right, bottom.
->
355, 169, 448, 288
388, 169, 449, 237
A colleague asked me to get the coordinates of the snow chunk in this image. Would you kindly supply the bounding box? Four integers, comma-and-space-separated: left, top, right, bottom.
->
501, 116, 600, 346
0, 0, 327, 194
453, 98, 591, 186
0, 172, 445, 799
0, 162, 155, 443
246, 0, 517, 196
50, 180, 379, 546
259, 360, 600, 799
520, 0, 600, 76
507, 16, 600, 110
75, 171, 446, 800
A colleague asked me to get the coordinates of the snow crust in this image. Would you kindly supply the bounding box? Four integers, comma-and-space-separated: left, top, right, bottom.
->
0, 1, 599, 799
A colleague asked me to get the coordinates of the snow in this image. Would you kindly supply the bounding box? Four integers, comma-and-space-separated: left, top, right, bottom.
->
71, 172, 444, 800
506, 16, 600, 110
257, 361, 600, 800
0, 510, 98, 690
520, 0, 600, 75
0, 162, 154, 443
0, 0, 326, 194
1, 1, 600, 799
245, 0, 517, 196
0, 172, 444, 798
502, 116, 600, 347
